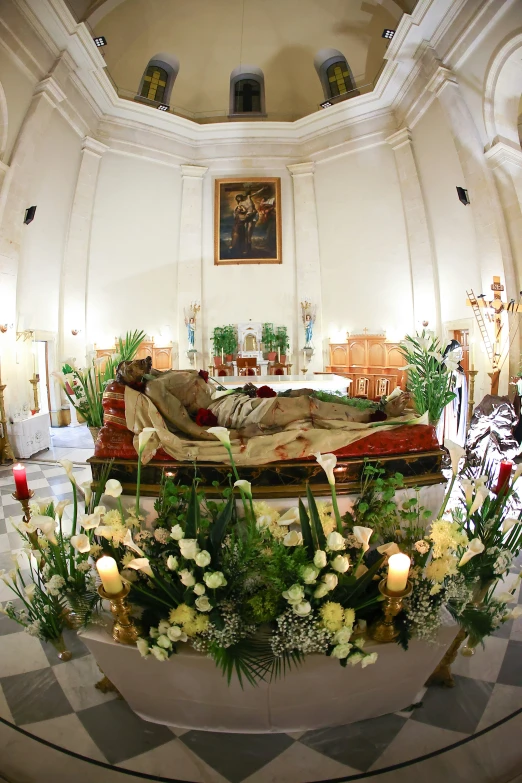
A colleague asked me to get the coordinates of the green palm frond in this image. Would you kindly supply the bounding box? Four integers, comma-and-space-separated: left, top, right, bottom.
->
210, 631, 303, 688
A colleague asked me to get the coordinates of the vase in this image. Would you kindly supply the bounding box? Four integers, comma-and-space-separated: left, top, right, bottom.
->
49, 634, 72, 661
63, 591, 100, 629
88, 426, 101, 444
461, 578, 496, 656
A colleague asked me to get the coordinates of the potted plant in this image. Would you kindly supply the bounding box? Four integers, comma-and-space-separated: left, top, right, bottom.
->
262, 323, 277, 361
275, 326, 290, 363
224, 325, 238, 361
212, 326, 225, 364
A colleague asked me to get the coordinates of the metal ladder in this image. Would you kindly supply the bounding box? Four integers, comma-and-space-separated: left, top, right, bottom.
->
467, 290, 495, 366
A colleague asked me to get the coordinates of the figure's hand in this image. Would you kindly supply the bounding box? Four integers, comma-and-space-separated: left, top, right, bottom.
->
384, 391, 411, 418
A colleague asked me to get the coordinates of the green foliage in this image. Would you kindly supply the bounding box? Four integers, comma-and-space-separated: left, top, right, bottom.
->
399, 330, 456, 424
344, 463, 404, 541
262, 323, 276, 352
212, 325, 237, 356
311, 390, 377, 409
274, 326, 290, 354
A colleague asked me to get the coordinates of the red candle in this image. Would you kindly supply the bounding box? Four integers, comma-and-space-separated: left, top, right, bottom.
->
495, 461, 513, 496
13, 463, 30, 499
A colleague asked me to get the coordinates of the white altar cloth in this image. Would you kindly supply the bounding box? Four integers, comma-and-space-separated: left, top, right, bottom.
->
213, 373, 352, 393
81, 620, 457, 733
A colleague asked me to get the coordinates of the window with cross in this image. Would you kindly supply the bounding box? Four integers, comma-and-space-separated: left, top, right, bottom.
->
326, 61, 354, 97
234, 79, 262, 113
140, 66, 168, 103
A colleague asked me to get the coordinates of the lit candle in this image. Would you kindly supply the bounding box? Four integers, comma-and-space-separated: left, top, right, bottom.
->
221, 347, 224, 362
278, 347, 281, 362
96, 556, 124, 594
386, 553, 410, 594
495, 461, 513, 496
13, 463, 30, 499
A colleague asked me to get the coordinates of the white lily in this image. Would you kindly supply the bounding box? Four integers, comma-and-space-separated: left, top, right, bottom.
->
386, 387, 402, 402
444, 439, 465, 476
58, 459, 76, 483
55, 500, 70, 520
94, 525, 114, 540
35, 498, 53, 514
376, 542, 401, 557
24, 584, 36, 602
314, 452, 337, 485
469, 487, 489, 516
104, 479, 123, 498
80, 481, 92, 506
123, 528, 145, 557
207, 427, 231, 448
38, 519, 58, 546
459, 538, 485, 567
460, 478, 474, 508
502, 517, 519, 534
353, 526, 373, 553
138, 427, 156, 453
278, 507, 300, 526
93, 505, 106, 518
126, 558, 154, 577
81, 513, 102, 531
70, 534, 91, 553
415, 335, 432, 351
234, 480, 252, 497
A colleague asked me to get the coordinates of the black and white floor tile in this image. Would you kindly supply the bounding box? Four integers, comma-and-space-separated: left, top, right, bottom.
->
0, 445, 521, 783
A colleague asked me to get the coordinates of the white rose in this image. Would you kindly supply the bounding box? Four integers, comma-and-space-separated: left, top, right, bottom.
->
508, 606, 522, 620
354, 637, 366, 649
167, 555, 178, 571
314, 550, 327, 568
167, 625, 186, 642
193, 582, 206, 595
331, 555, 350, 573
170, 525, 185, 541
180, 570, 196, 587
347, 652, 364, 666
137, 638, 150, 657
327, 532, 345, 551
282, 584, 305, 604
302, 565, 320, 584
323, 573, 338, 591
331, 643, 352, 659
314, 583, 329, 599
361, 652, 378, 668
292, 601, 312, 617
151, 645, 169, 661
195, 596, 212, 612
158, 620, 170, 635
156, 634, 172, 650
195, 550, 211, 567
149, 627, 159, 639
333, 627, 352, 645
283, 530, 303, 547
179, 539, 200, 560
204, 571, 227, 589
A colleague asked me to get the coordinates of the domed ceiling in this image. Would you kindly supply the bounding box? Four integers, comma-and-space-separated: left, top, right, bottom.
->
86, 0, 415, 122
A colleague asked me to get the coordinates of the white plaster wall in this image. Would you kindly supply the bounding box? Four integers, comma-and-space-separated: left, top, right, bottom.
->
0, 47, 37, 161
314, 143, 414, 342
16, 111, 82, 334
87, 153, 182, 348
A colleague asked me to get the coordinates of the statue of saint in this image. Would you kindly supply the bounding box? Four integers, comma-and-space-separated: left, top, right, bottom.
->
186, 316, 196, 349
304, 313, 314, 347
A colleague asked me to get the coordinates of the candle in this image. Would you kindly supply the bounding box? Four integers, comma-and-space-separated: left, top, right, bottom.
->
278, 347, 281, 362
96, 556, 124, 594
495, 461, 513, 496
221, 347, 224, 362
386, 553, 410, 594
470, 340, 475, 371
13, 463, 30, 499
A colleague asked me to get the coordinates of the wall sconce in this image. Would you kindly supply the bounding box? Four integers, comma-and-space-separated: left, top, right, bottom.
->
71, 329, 81, 336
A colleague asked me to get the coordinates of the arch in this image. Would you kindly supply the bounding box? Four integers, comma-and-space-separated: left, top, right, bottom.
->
137, 53, 179, 107
229, 65, 266, 116
0, 79, 8, 161
484, 30, 522, 149
314, 48, 356, 101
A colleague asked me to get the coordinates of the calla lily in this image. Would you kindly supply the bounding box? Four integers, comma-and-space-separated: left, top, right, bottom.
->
93, 505, 106, 518
70, 534, 91, 553
138, 427, 156, 453
460, 479, 474, 508
502, 517, 519, 534
123, 529, 145, 556
278, 507, 300, 526
207, 427, 231, 448
94, 525, 113, 540
314, 452, 337, 485
512, 465, 522, 483
234, 480, 252, 497
444, 439, 465, 476
18, 520, 37, 535
469, 487, 489, 516
55, 500, 70, 520
35, 498, 54, 514
38, 518, 58, 545
105, 479, 123, 498
24, 584, 36, 602
81, 514, 102, 531
58, 459, 76, 483
353, 526, 373, 552
386, 387, 402, 402
377, 542, 401, 557
126, 558, 154, 577
80, 481, 92, 505
459, 537, 485, 567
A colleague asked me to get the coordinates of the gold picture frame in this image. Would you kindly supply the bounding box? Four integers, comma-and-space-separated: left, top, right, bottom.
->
214, 177, 282, 265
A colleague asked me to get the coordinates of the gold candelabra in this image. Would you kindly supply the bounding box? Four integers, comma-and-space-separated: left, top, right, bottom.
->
11, 489, 40, 551
369, 579, 413, 642
467, 369, 478, 430
98, 583, 141, 645
29, 374, 40, 414
0, 383, 14, 463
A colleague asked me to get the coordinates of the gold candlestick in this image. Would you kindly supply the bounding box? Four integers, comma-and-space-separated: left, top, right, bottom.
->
0, 383, 14, 463
467, 370, 478, 430
12, 489, 41, 551
29, 374, 40, 414
369, 578, 413, 642
98, 583, 141, 645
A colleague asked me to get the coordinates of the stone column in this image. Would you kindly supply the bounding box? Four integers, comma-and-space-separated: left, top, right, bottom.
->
287, 162, 323, 372
60, 136, 108, 367
386, 128, 439, 331
177, 165, 207, 369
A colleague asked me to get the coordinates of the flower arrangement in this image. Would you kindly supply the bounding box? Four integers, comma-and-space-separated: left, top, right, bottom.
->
400, 330, 457, 426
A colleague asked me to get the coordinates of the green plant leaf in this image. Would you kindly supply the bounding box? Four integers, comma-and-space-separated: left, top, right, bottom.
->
209, 496, 234, 554
185, 482, 201, 539
306, 484, 326, 550
299, 498, 315, 558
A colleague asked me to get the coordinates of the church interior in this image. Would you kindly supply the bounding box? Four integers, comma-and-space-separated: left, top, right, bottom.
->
1, 1, 522, 782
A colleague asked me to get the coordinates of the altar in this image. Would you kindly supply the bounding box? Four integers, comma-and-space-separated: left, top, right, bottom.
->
214, 373, 352, 393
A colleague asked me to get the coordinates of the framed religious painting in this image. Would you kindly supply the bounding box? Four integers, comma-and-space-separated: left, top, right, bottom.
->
214, 177, 282, 265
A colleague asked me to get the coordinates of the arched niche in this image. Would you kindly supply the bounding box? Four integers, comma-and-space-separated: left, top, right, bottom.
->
229, 65, 266, 117
484, 30, 522, 149
137, 53, 180, 107
314, 48, 356, 101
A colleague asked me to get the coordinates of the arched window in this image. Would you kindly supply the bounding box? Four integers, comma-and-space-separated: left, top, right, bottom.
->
137, 53, 179, 107
314, 49, 357, 103
229, 66, 266, 116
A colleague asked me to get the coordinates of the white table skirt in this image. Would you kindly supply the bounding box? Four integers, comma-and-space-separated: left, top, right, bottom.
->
81, 620, 457, 733
8, 412, 51, 459
215, 374, 352, 393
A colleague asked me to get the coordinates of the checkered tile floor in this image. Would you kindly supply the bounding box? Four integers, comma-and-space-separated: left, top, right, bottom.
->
1, 461, 522, 782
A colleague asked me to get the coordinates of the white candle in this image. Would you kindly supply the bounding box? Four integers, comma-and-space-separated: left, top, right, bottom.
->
386, 553, 410, 594
470, 340, 475, 371
278, 347, 281, 362
221, 347, 224, 362
97, 556, 123, 594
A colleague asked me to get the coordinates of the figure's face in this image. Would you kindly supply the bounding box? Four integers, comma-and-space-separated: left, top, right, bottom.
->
116, 357, 151, 385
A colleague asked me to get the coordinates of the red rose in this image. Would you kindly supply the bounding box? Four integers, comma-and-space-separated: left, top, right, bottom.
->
195, 408, 218, 427
256, 385, 277, 398
198, 370, 209, 383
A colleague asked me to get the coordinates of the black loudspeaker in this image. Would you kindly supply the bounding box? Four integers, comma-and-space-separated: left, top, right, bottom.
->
24, 206, 37, 224
456, 187, 470, 206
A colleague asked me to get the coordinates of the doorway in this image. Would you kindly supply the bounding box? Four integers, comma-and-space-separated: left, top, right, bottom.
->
34, 340, 51, 414
450, 328, 470, 377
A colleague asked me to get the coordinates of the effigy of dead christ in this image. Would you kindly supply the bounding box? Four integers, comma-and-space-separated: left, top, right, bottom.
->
90, 358, 444, 497
466, 394, 520, 465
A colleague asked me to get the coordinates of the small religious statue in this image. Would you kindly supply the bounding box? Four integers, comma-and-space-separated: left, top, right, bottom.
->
184, 303, 200, 353
301, 300, 316, 348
